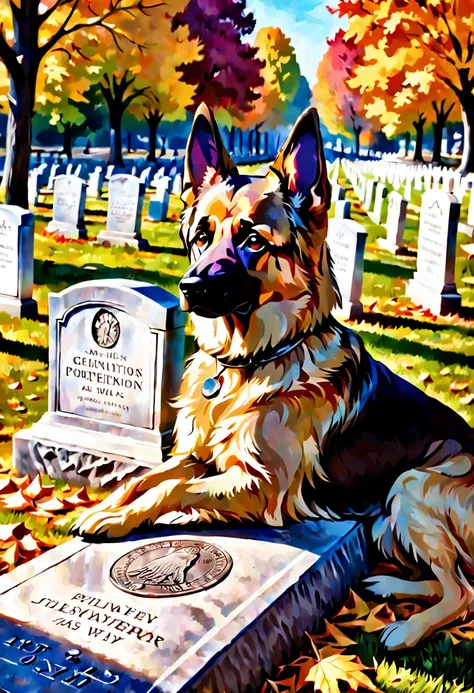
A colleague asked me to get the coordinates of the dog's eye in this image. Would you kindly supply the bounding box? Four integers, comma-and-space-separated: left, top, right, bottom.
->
242, 233, 267, 253
194, 230, 209, 249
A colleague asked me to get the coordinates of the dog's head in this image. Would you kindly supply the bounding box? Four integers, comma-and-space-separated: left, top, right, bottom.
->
179, 104, 340, 363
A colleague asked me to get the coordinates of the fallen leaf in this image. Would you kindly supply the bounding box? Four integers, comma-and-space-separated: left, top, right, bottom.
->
450, 381, 470, 393
363, 603, 396, 632
402, 362, 414, 370
309, 621, 357, 650
10, 475, 31, 490
333, 590, 370, 624
36, 495, 71, 513
461, 394, 474, 406
440, 367, 451, 376
7, 382, 22, 390
25, 394, 41, 401
23, 476, 54, 501
418, 372, 433, 384
0, 490, 34, 512
306, 652, 380, 693
0, 479, 17, 495
0, 522, 28, 545
63, 487, 95, 508
0, 542, 20, 573
27, 372, 39, 382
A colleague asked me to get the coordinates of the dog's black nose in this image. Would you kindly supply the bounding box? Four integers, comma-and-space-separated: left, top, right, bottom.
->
179, 276, 205, 301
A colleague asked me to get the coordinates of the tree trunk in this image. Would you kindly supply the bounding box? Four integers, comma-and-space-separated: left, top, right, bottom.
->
109, 110, 124, 166
264, 131, 269, 156
353, 125, 361, 158
432, 119, 445, 166
146, 113, 162, 163
63, 127, 73, 161
404, 132, 411, 158
413, 116, 426, 163
5, 79, 34, 208
229, 125, 235, 154
459, 96, 474, 174
126, 130, 132, 153
255, 126, 261, 156
249, 129, 254, 156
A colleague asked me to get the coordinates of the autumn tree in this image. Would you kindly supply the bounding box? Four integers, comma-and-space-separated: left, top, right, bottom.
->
333, 0, 474, 172
313, 29, 366, 157
171, 0, 264, 126
241, 26, 301, 155
36, 48, 105, 158
0, 0, 163, 207
128, 20, 202, 162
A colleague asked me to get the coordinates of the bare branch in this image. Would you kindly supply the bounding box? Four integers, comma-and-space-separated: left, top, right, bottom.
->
40, 0, 165, 58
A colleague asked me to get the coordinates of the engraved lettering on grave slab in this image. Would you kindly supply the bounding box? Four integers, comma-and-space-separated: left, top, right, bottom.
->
58, 306, 155, 428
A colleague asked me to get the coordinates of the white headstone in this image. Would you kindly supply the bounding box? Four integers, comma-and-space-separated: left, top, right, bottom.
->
86, 166, 105, 199
171, 173, 183, 195
368, 183, 388, 225
147, 177, 171, 222
98, 174, 148, 249
13, 279, 186, 486
47, 175, 87, 239
327, 218, 367, 320
0, 205, 37, 318
378, 191, 408, 254
406, 190, 461, 314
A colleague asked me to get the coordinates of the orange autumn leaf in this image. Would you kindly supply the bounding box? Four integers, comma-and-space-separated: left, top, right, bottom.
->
363, 603, 396, 632
333, 590, 370, 624
309, 621, 357, 650
460, 394, 474, 406
10, 475, 31, 490
0, 542, 20, 573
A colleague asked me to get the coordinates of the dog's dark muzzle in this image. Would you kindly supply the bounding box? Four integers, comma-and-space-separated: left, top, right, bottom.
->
179, 257, 258, 318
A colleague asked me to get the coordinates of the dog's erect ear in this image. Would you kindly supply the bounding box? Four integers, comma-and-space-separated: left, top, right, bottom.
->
270, 107, 330, 215
182, 103, 238, 205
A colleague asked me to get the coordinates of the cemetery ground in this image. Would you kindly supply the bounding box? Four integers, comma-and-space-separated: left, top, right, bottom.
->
2, 167, 474, 691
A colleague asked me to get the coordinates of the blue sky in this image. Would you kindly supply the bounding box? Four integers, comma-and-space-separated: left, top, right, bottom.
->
249, 0, 344, 84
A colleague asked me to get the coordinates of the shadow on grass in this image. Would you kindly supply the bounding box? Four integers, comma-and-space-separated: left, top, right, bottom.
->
0, 336, 48, 363
34, 259, 181, 293
357, 328, 474, 368
364, 258, 414, 280
358, 311, 474, 337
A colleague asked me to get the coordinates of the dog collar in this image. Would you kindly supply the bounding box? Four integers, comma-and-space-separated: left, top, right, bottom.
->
201, 332, 308, 399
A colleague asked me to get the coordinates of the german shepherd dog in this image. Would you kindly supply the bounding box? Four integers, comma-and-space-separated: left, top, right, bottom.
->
74, 105, 474, 651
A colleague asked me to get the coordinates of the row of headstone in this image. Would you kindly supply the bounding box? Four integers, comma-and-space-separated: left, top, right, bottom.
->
339, 158, 466, 316
28, 159, 184, 208
46, 173, 172, 245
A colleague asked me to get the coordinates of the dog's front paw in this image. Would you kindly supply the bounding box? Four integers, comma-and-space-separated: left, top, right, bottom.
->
70, 509, 132, 539
380, 620, 423, 650
364, 575, 399, 598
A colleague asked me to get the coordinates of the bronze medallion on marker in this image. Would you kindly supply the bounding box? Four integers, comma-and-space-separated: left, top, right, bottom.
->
110, 540, 233, 598
91, 309, 121, 349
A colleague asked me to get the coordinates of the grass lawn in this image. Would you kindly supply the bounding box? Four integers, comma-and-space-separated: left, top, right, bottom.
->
1, 165, 474, 690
